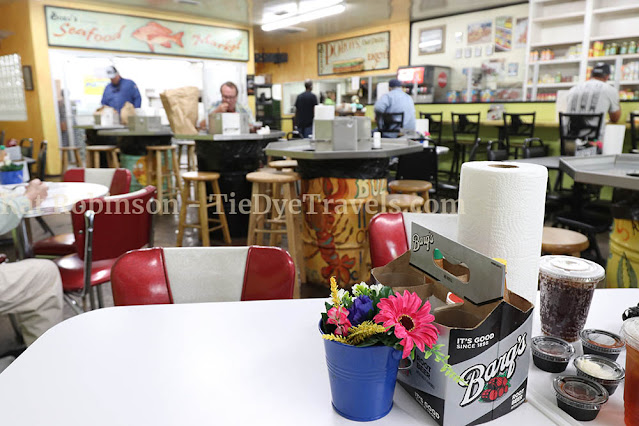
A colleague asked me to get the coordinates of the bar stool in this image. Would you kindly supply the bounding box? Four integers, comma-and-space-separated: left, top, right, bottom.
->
542, 227, 590, 257
268, 159, 298, 171
86, 145, 119, 168
177, 171, 231, 247
383, 194, 425, 213
176, 140, 197, 171
146, 145, 181, 212
246, 170, 305, 292
59, 146, 83, 173
388, 180, 433, 212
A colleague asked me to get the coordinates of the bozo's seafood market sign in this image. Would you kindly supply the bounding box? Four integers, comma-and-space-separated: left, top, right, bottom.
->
45, 6, 249, 62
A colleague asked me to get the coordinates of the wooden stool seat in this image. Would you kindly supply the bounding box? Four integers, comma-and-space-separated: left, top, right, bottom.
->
247, 170, 304, 297
542, 227, 590, 256
59, 146, 83, 173
182, 171, 220, 181
146, 145, 181, 213
177, 171, 230, 247
268, 160, 298, 170
384, 194, 425, 212
85, 145, 119, 168
247, 170, 300, 184
389, 179, 433, 194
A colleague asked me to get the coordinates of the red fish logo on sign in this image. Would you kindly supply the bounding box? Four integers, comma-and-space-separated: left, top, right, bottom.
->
133, 22, 184, 53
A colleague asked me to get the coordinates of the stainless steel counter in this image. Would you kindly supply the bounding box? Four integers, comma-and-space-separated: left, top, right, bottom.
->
264, 139, 423, 160
74, 125, 126, 130
97, 127, 173, 137
559, 154, 639, 190
174, 131, 286, 141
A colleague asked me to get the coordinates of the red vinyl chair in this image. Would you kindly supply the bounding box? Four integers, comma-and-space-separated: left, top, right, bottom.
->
33, 168, 132, 257
111, 246, 295, 306
369, 212, 409, 268
55, 186, 156, 313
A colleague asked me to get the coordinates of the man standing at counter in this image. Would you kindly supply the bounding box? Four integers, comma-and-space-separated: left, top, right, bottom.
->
209, 81, 256, 127
294, 80, 318, 138
101, 66, 141, 112
374, 79, 415, 136
566, 62, 621, 137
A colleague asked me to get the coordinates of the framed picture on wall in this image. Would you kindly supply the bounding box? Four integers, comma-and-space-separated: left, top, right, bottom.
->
418, 26, 445, 55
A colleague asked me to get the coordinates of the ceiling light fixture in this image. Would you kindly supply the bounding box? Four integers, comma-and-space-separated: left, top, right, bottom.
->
261, 3, 346, 32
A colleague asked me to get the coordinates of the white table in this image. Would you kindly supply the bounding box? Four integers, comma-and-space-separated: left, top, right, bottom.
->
0, 289, 632, 425
0, 182, 108, 258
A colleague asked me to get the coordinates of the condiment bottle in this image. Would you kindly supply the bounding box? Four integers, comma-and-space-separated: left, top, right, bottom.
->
621, 42, 628, 55
629, 41, 637, 54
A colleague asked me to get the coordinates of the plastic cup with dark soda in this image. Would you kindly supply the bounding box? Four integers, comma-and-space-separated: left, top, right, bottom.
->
539, 256, 605, 342
622, 317, 639, 426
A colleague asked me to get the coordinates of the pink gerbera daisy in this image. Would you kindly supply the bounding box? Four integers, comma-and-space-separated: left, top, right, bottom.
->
374, 290, 439, 359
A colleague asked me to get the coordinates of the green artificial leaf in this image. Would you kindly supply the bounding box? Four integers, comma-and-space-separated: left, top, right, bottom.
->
342, 293, 353, 308
325, 301, 333, 311
379, 286, 393, 299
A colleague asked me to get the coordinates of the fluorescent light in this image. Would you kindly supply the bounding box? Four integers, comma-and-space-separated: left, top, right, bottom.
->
262, 2, 346, 32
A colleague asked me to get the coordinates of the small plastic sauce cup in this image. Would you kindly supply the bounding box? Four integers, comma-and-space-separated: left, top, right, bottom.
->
531, 336, 574, 373
553, 375, 609, 421
580, 329, 625, 361
574, 354, 625, 396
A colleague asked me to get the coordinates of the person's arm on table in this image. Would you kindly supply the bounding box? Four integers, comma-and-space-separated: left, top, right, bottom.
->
0, 179, 47, 234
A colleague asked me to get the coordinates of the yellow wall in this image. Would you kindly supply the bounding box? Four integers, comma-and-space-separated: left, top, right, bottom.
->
0, 0, 254, 175
255, 21, 409, 84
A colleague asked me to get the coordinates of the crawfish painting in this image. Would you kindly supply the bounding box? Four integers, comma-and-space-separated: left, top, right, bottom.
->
132, 22, 184, 53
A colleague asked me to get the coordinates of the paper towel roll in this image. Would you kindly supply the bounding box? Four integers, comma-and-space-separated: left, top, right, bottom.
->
602, 124, 625, 156
314, 105, 335, 120
458, 162, 548, 304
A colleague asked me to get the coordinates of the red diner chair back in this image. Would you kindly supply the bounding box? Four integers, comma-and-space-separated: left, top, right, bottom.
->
55, 186, 156, 312
369, 212, 409, 268
111, 246, 295, 306
63, 168, 132, 195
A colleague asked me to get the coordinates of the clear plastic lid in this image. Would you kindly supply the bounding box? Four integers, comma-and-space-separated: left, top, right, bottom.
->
532, 336, 575, 362
574, 355, 625, 385
621, 317, 639, 350
580, 329, 625, 353
553, 375, 609, 410
539, 256, 605, 283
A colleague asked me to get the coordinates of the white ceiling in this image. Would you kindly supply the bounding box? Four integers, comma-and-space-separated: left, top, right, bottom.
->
69, 0, 528, 43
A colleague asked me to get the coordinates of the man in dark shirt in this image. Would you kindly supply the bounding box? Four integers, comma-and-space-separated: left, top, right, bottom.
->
294, 80, 318, 138
101, 66, 142, 113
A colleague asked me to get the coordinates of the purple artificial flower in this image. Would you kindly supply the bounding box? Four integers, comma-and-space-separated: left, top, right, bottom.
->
348, 295, 373, 326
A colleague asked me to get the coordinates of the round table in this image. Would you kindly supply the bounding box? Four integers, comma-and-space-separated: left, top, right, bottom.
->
1, 182, 109, 259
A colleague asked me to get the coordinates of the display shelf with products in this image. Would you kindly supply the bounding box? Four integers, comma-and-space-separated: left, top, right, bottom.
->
593, 4, 639, 15
532, 12, 586, 23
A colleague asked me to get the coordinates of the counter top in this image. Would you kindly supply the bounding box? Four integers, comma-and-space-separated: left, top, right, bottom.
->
174, 131, 286, 141
264, 139, 424, 160
559, 154, 639, 190
74, 124, 126, 130
97, 127, 173, 136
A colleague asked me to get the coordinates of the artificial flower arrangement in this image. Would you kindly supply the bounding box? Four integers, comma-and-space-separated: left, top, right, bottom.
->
0, 155, 22, 172
321, 277, 439, 360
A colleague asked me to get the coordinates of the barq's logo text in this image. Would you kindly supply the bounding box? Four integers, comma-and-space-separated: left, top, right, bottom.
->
412, 233, 434, 252
457, 333, 527, 407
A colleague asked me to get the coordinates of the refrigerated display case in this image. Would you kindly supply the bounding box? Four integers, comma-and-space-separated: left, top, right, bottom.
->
396, 65, 451, 103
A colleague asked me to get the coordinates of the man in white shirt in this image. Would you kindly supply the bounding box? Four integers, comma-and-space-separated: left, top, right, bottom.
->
0, 180, 63, 348
566, 62, 621, 138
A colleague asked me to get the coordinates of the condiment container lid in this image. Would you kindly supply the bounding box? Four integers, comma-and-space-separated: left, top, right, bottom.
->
580, 329, 625, 354
539, 256, 605, 283
574, 355, 625, 385
531, 336, 574, 362
553, 375, 609, 410
621, 317, 639, 350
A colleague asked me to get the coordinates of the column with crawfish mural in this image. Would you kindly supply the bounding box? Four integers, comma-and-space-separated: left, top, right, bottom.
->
299, 158, 388, 288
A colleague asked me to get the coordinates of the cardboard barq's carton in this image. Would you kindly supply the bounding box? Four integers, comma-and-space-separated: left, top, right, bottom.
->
372, 223, 533, 426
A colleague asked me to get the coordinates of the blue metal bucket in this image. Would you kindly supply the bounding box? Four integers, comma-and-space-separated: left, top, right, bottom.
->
320, 321, 402, 421
0, 170, 23, 185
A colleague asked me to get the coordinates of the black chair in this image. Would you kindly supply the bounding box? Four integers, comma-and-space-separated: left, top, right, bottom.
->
19, 138, 33, 159
487, 140, 509, 161
450, 113, 481, 180
286, 131, 303, 140
503, 113, 535, 159
419, 112, 443, 145
396, 142, 439, 196
467, 138, 484, 162
558, 112, 604, 156
630, 112, 638, 153
522, 137, 549, 158
376, 112, 404, 138
32, 141, 54, 237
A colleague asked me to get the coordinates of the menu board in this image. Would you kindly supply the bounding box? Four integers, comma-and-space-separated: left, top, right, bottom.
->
45, 6, 249, 61
317, 31, 390, 76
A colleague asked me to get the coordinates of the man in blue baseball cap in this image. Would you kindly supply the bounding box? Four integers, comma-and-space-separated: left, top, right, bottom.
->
374, 78, 415, 137
566, 62, 621, 137
101, 66, 142, 113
